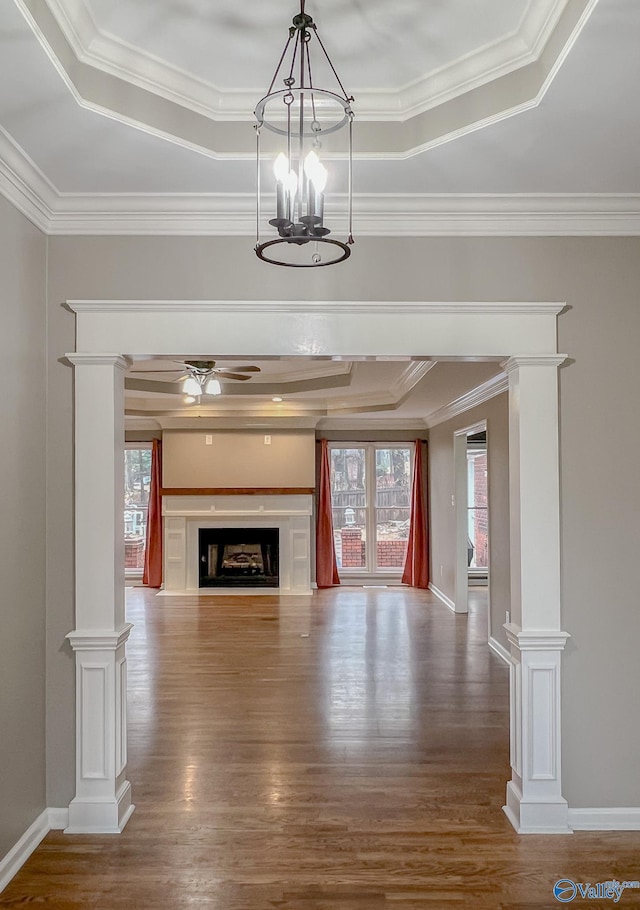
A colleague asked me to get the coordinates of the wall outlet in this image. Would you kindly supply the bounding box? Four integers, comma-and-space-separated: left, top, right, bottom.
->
264, 435, 271, 445
506, 610, 510, 624
440, 564, 443, 578
205, 435, 213, 446
451, 494, 455, 507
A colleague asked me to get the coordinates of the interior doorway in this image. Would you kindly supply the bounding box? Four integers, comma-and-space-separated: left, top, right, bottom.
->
453, 421, 489, 619
66, 300, 569, 835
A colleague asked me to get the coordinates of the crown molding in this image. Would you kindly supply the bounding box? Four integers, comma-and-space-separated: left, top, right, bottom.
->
2, 123, 640, 236
317, 418, 427, 431
45, 193, 640, 237
41, 0, 573, 123
0, 128, 56, 232
323, 362, 436, 415
425, 372, 509, 428
154, 416, 321, 430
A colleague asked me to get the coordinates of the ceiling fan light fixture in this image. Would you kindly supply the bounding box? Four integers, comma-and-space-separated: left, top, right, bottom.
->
254, 0, 354, 268
183, 375, 202, 397
184, 395, 197, 404
205, 378, 222, 396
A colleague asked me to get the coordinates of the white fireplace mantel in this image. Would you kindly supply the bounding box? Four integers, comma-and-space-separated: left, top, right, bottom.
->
161, 494, 313, 595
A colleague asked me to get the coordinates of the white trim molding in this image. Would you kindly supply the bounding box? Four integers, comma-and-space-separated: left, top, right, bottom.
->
489, 636, 512, 666
568, 808, 640, 831
13, 0, 598, 161
162, 495, 313, 596
64, 297, 570, 838
40, 0, 573, 123
0, 810, 50, 893
2, 125, 640, 237
40, 193, 640, 237
65, 354, 135, 834
428, 583, 456, 613
426, 373, 509, 428
0, 808, 71, 894
504, 625, 571, 834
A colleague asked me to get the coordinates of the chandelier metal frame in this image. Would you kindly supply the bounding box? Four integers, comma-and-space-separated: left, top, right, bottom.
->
254, 1, 355, 268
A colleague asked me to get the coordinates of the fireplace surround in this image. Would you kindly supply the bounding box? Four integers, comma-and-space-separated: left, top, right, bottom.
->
162, 493, 313, 595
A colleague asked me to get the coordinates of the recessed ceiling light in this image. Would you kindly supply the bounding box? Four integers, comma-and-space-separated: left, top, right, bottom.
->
272, 396, 283, 402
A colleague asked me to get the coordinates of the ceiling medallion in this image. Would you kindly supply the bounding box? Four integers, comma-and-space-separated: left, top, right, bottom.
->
254, 0, 355, 268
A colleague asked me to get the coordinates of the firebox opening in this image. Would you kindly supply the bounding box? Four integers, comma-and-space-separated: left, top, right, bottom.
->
199, 528, 279, 588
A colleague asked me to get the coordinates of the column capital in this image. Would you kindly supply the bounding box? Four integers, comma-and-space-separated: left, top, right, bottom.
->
65, 353, 130, 370
502, 354, 567, 373
67, 623, 133, 651
504, 623, 570, 652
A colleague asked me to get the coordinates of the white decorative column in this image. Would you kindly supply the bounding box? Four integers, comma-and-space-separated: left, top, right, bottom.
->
65, 354, 134, 834
503, 355, 570, 834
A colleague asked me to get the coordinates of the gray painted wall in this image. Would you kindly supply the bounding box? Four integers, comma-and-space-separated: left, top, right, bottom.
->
46, 234, 640, 810
428, 394, 510, 653
0, 195, 47, 859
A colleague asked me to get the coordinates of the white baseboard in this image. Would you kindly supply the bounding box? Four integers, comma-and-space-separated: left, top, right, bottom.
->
428, 582, 456, 612
0, 807, 70, 893
488, 636, 511, 665
569, 808, 640, 830
0, 809, 49, 893
47, 807, 70, 830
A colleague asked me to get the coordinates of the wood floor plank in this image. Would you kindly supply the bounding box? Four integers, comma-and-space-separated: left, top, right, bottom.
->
2, 587, 639, 908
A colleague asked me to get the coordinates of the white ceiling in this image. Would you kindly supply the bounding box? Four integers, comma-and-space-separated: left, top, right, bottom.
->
2, 0, 638, 424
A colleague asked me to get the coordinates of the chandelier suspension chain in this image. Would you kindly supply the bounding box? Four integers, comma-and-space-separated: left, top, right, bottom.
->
313, 29, 353, 102
266, 33, 294, 98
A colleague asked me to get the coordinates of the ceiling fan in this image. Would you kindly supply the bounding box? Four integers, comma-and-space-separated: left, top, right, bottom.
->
128, 360, 261, 398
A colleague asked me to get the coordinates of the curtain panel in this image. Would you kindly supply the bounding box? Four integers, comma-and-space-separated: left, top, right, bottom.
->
143, 438, 163, 588
401, 440, 429, 589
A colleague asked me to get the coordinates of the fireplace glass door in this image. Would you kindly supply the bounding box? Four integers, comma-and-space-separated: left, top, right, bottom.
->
199, 528, 279, 588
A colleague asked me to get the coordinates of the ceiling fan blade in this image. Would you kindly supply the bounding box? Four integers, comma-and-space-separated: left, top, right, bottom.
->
219, 365, 261, 373
215, 371, 253, 381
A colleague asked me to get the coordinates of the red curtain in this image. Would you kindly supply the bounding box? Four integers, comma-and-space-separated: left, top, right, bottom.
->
316, 439, 340, 588
143, 438, 163, 588
401, 440, 429, 589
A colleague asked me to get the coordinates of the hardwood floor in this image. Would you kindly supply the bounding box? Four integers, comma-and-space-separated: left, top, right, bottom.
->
2, 587, 639, 908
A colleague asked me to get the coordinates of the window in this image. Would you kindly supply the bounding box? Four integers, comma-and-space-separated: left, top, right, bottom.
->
467, 445, 488, 571
330, 444, 413, 574
124, 444, 152, 573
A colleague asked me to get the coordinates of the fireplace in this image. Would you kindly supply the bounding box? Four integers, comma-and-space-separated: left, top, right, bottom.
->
162, 494, 313, 595
199, 528, 279, 588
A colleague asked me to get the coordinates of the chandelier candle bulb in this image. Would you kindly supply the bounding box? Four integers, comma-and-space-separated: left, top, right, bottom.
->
285, 169, 298, 224
273, 153, 289, 223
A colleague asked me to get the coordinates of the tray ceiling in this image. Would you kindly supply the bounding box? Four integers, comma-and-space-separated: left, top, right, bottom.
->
2, 0, 640, 235
123, 357, 505, 428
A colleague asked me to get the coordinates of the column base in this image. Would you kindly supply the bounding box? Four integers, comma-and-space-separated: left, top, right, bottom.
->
65, 781, 135, 834
503, 779, 572, 834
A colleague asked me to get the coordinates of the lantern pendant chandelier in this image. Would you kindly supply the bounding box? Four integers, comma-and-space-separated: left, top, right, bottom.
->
254, 0, 355, 267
